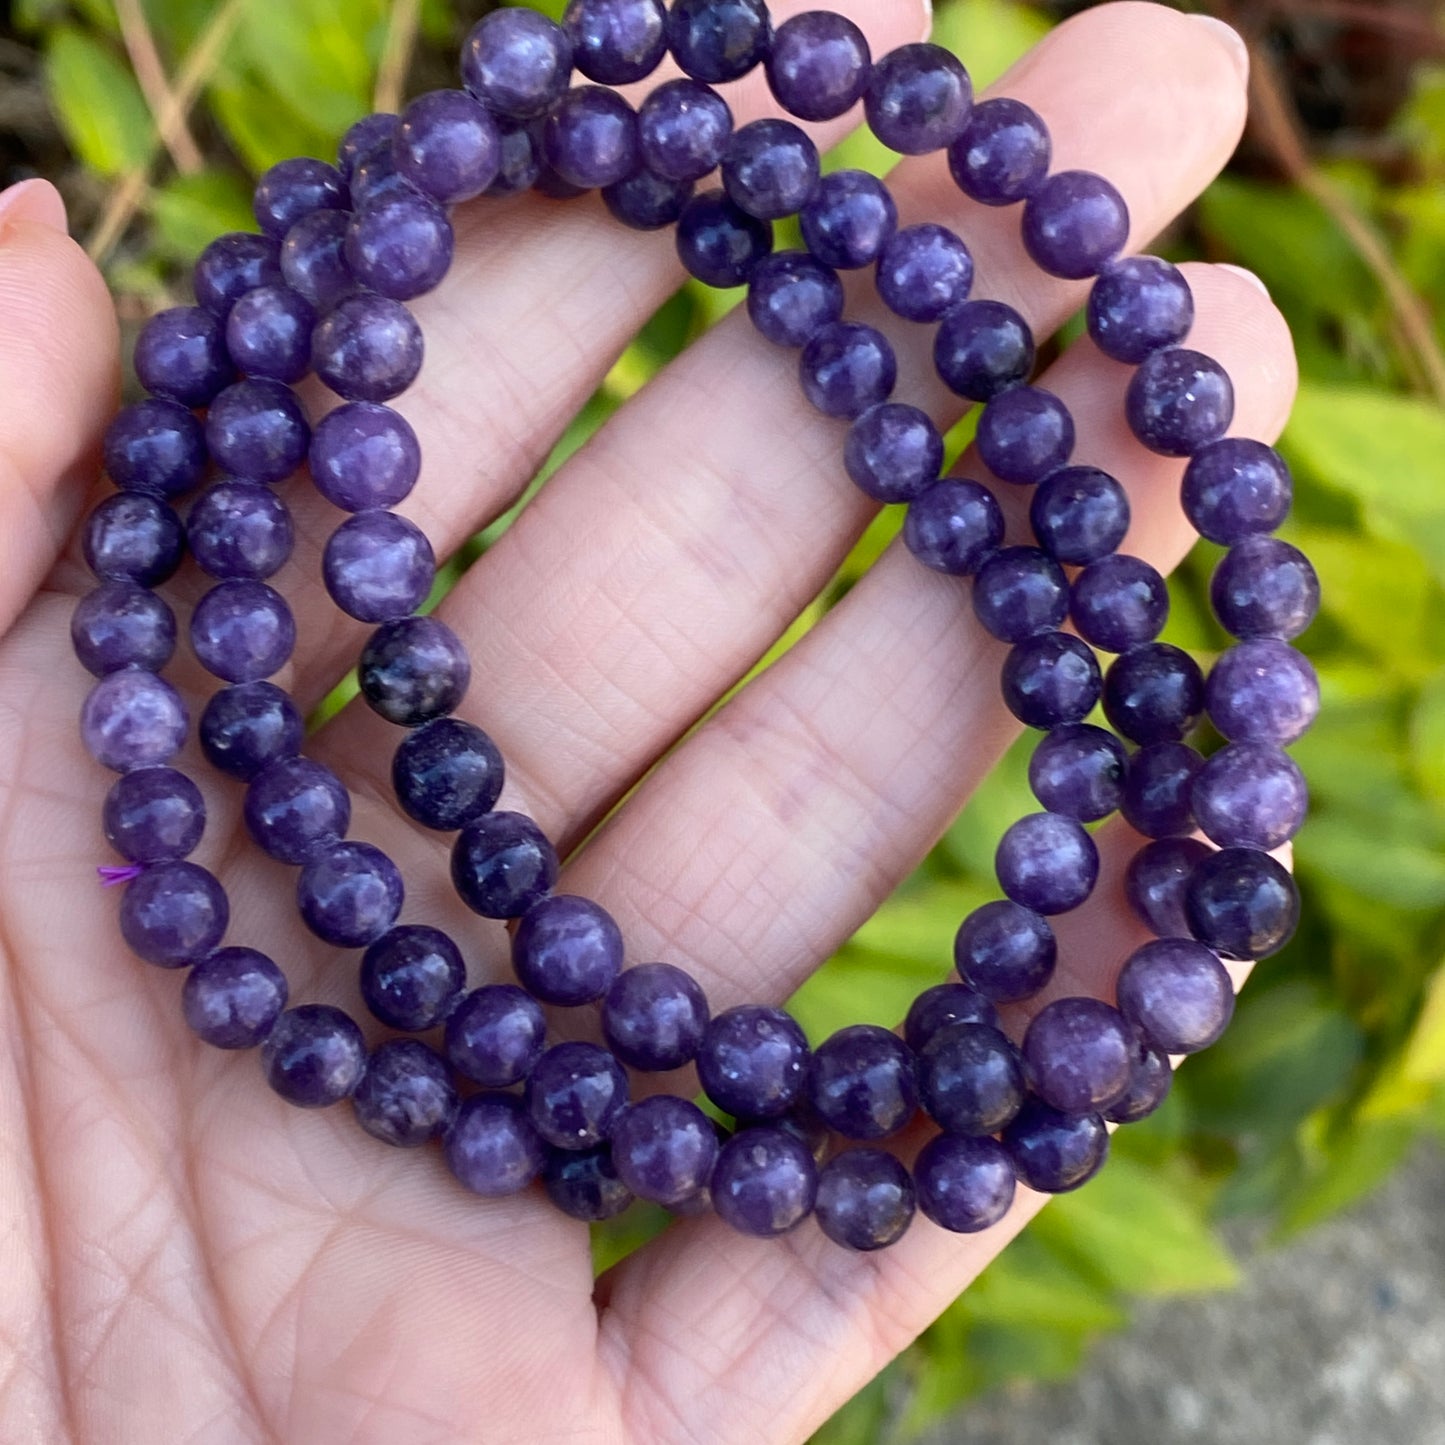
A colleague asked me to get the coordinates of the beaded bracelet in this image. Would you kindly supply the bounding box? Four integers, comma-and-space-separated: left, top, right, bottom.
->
72, 0, 1317, 1254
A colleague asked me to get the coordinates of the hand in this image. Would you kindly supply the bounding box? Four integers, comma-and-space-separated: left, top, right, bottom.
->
0, 4, 1294, 1440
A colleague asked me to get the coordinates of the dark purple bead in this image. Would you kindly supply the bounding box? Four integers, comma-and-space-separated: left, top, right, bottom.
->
525, 1041, 629, 1150
1125, 835, 1212, 938
323, 510, 434, 623
1002, 633, 1102, 743
722, 118, 819, 220
745, 250, 843, 347
104, 399, 206, 499
808, 1024, 917, 1140
313, 295, 424, 404
187, 481, 294, 581
1206, 638, 1319, 745
297, 840, 404, 948
512, 894, 624, 1006
544, 86, 639, 189
611, 1095, 718, 1205
1103, 643, 1205, 746
711, 1126, 817, 1237
799, 169, 897, 269
1127, 348, 1235, 457
637, 78, 732, 182
933, 298, 1035, 402
134, 305, 231, 406
444, 1093, 547, 1196
119, 860, 228, 968
103, 766, 204, 864
194, 232, 282, 318
451, 810, 558, 918
1022, 997, 1134, 1116
280, 210, 356, 313
903, 477, 1003, 575
947, 96, 1050, 205
253, 158, 348, 239
1028, 723, 1126, 823
996, 811, 1099, 915
1021, 170, 1129, 280
338, 112, 399, 181
799, 321, 896, 419
765, 10, 869, 122
914, 1133, 1016, 1231
698, 1004, 810, 1120
544, 1144, 635, 1221
445, 984, 547, 1086
918, 1021, 1024, 1135
1029, 465, 1130, 567
262, 1006, 365, 1108
1104, 1040, 1173, 1124
350, 142, 420, 211
392, 717, 503, 831
1186, 847, 1299, 960
358, 615, 470, 726
976, 385, 1075, 485
71, 581, 176, 676
1003, 1096, 1109, 1193
972, 546, 1067, 643
1071, 554, 1169, 653
815, 1148, 915, 1251
352, 1039, 456, 1147
1117, 937, 1235, 1054
182, 946, 287, 1049
903, 982, 1000, 1052
344, 194, 454, 302
864, 42, 972, 154
200, 681, 303, 782
309, 402, 420, 512
243, 756, 351, 865
602, 962, 709, 1071
875, 223, 973, 323
666, 0, 771, 83
1182, 438, 1293, 545
1192, 741, 1308, 851
486, 117, 545, 197
80, 669, 188, 772
675, 189, 772, 288
189, 579, 295, 683
360, 924, 466, 1031
1211, 537, 1319, 640
225, 284, 316, 383
205, 379, 309, 484
395, 89, 500, 204
954, 900, 1056, 1003
462, 8, 573, 119
1121, 740, 1203, 839
602, 168, 694, 230
83, 493, 183, 587
564, 0, 666, 83
844, 402, 943, 503
1088, 256, 1194, 364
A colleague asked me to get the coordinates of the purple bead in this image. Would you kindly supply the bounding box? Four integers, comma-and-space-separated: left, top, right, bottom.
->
243, 756, 351, 865
544, 1145, 635, 1221
903, 982, 1000, 1052
119, 860, 228, 968
1022, 997, 1134, 1116
103, 766, 204, 863
280, 210, 357, 312
462, 8, 572, 119
1182, 438, 1293, 544
352, 1039, 456, 1147
358, 615, 470, 726
1104, 1040, 1173, 1124
722, 118, 819, 220
637, 78, 732, 182
1116, 938, 1235, 1054
666, 0, 771, 83
445, 984, 547, 1086
1021, 170, 1130, 280
205, 379, 309, 484
313, 295, 424, 404
711, 1126, 817, 1237
799, 321, 896, 419
799, 169, 897, 269
392, 717, 503, 831
745, 250, 843, 348
903, 477, 1003, 575
80, 669, 188, 772
83, 493, 184, 587
1002, 630, 1101, 730
71, 581, 176, 676
947, 96, 1050, 206
451, 810, 558, 918
933, 298, 1035, 402
1127, 348, 1235, 457
445, 1093, 547, 1196
875, 223, 973, 323
190, 579, 295, 683
972, 546, 1067, 643
1028, 723, 1126, 823
544, 86, 639, 189
675, 189, 772, 288
187, 481, 294, 581
1122, 741, 1203, 838
350, 141, 420, 211
814, 1148, 915, 1251
343, 194, 454, 303
525, 1041, 629, 1150
564, 0, 666, 83
1003, 1096, 1109, 1193
1071, 554, 1169, 653
1186, 847, 1299, 960
602, 168, 694, 230
1205, 638, 1319, 745
182, 946, 287, 1049
914, 1133, 1016, 1232
338, 112, 399, 181
309, 402, 420, 512
844, 402, 942, 503
1125, 835, 1212, 938
394, 89, 500, 204
698, 1004, 810, 1120
1088, 256, 1195, 364
253, 158, 348, 239
225, 284, 316, 383
1192, 741, 1308, 851
808, 1024, 918, 1140
765, 11, 869, 122
996, 812, 1099, 916
104, 399, 207, 498
200, 681, 303, 782
1029, 466, 1130, 566
976, 384, 1075, 485
134, 305, 232, 406
610, 1095, 718, 1204
512, 894, 624, 1006
918, 1022, 1025, 1135
602, 962, 709, 1071
194, 232, 282, 318
322, 510, 435, 623
1210, 537, 1319, 641
1103, 642, 1205, 746
297, 840, 403, 948
486, 118, 544, 197
954, 900, 1056, 1003
864, 43, 972, 155
360, 924, 466, 1031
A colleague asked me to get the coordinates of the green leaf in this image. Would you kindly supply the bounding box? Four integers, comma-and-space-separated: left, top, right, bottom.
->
931, 0, 1052, 90
44, 26, 157, 179
148, 171, 257, 262
1400, 961, 1445, 1088
1411, 674, 1445, 804
961, 1229, 1127, 1331
1299, 811, 1445, 910
1277, 1115, 1420, 1235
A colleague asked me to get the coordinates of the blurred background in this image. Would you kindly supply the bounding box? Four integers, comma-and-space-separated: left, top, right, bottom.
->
3, 0, 1444, 1439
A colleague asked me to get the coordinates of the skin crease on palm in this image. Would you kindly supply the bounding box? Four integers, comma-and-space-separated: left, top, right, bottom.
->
0, 2, 1300, 1441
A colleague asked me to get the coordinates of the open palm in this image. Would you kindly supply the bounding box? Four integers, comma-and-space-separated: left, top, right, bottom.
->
0, 4, 1294, 1440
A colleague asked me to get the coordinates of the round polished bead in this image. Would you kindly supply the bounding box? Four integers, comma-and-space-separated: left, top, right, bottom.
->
83, 493, 184, 587
104, 399, 206, 498
722, 118, 819, 220
358, 615, 470, 726
253, 158, 348, 239
1206, 638, 1319, 745
947, 96, 1050, 205
918, 1022, 1024, 1136
243, 756, 350, 865
864, 42, 971, 154
933, 299, 1035, 402
745, 250, 843, 347
313, 295, 424, 404
1071, 554, 1169, 653
1022, 998, 1134, 1116
815, 1148, 915, 1251
392, 717, 503, 831
1210, 537, 1319, 640
603, 962, 709, 1071
446, 984, 547, 1087
513, 894, 624, 1006
182, 946, 287, 1049
225, 284, 315, 383
280, 210, 357, 312
323, 511, 434, 623
903, 477, 1003, 575
1029, 465, 1130, 566
1002, 631, 1103, 731
603, 167, 694, 230
1088, 256, 1194, 364
525, 1041, 629, 1150
71, 581, 176, 676
875, 222, 972, 323
996, 812, 1099, 916
194, 231, 282, 318
954, 900, 1055, 1003
545, 86, 640, 189
1192, 741, 1308, 851
200, 682, 303, 782
1117, 938, 1235, 1055
338, 112, 399, 180
809, 1025, 917, 1140
1003, 1097, 1109, 1193
666, 0, 771, 83
119, 861, 228, 968
914, 1133, 1016, 1231
711, 1126, 817, 1237
445, 1093, 547, 1196
1104, 1041, 1174, 1124
637, 77, 732, 181
262, 1005, 365, 1108
765, 10, 869, 121
309, 402, 420, 512
1121, 740, 1202, 838
190, 579, 295, 683
799, 321, 896, 419
698, 1004, 810, 1120
205, 379, 309, 484
675, 189, 772, 288
799, 169, 897, 269
188, 481, 294, 581
395, 89, 500, 203
461, 8, 573, 119
80, 669, 188, 773
972, 546, 1067, 643
1103, 642, 1205, 746
1021, 170, 1129, 280
352, 1039, 457, 1147
1182, 438, 1293, 544
451, 811, 558, 919
611, 1095, 718, 1204
564, 0, 666, 83
1125, 835, 1212, 938
1028, 723, 1126, 823
844, 402, 942, 503
103, 766, 204, 864
297, 840, 403, 948
361, 924, 466, 1031
1127, 347, 1235, 456
903, 981, 1000, 1052
348, 143, 418, 210
976, 385, 1075, 485
1186, 847, 1299, 960
134, 305, 231, 406
344, 193, 454, 301
543, 1144, 635, 1221
486, 117, 544, 197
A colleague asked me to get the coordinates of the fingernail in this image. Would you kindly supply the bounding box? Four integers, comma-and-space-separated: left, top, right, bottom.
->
920, 0, 934, 42
1218, 262, 1270, 299
1191, 14, 1250, 83
0, 178, 69, 237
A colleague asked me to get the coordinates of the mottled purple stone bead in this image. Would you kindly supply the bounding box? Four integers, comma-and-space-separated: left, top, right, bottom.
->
1071, 554, 1169, 653
914, 1133, 1016, 1232
712, 1126, 817, 1237
445, 984, 547, 1086
1206, 638, 1319, 745
512, 894, 624, 1006
947, 96, 1050, 205
1210, 537, 1319, 640
80, 669, 188, 772
1003, 623, 1102, 729
225, 284, 316, 383
253, 158, 348, 239
746, 250, 843, 347
338, 112, 399, 180
187, 481, 294, 581
1003, 1097, 1109, 1193
182, 946, 288, 1049
799, 321, 896, 419
358, 615, 470, 726
844, 402, 942, 503
83, 493, 184, 587
1087, 256, 1195, 364
1104, 1040, 1173, 1124
1186, 847, 1299, 960
344, 193, 454, 302
451, 811, 558, 919
864, 42, 972, 155
918, 1022, 1024, 1136
637, 78, 732, 182
297, 840, 403, 948
134, 305, 232, 406
564, 0, 666, 83
1029, 465, 1130, 567
194, 231, 282, 318
675, 188, 773, 288
190, 579, 295, 684
392, 717, 504, 831
815, 1148, 916, 1251
348, 144, 419, 210
971, 546, 1067, 643
1103, 642, 1205, 746
808, 1025, 918, 1140
933, 298, 1035, 402
200, 681, 303, 782
104, 399, 207, 498
280, 210, 357, 313
698, 1004, 810, 1120
799, 169, 897, 269
394, 89, 500, 204
996, 812, 1099, 916
119, 860, 228, 968
71, 581, 176, 676
954, 900, 1055, 1003
1182, 438, 1293, 544
1117, 938, 1235, 1055
1127, 348, 1235, 457
1192, 742, 1308, 851
1028, 723, 1126, 823
313, 295, 424, 404
1022, 997, 1134, 1116
1021, 170, 1130, 280
525, 1041, 629, 1150
309, 402, 420, 512
243, 756, 351, 865
666, 0, 771, 83
323, 510, 434, 623
205, 379, 309, 484
544, 86, 639, 190
976, 384, 1075, 485
1122, 740, 1203, 839
462, 8, 573, 119
444, 1093, 547, 1196
875, 222, 973, 323
361, 924, 466, 1032
603, 167, 694, 230
722, 118, 819, 220
611, 1096, 718, 1205
765, 10, 869, 122
903, 477, 1003, 576
544, 1144, 635, 1221
352, 1039, 457, 1148
602, 962, 709, 1071
1125, 835, 1212, 938
903, 981, 1000, 1052
103, 766, 204, 863
486, 118, 545, 197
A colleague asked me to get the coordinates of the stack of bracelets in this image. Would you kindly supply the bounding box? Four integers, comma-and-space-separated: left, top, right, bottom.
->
71, 0, 1317, 1253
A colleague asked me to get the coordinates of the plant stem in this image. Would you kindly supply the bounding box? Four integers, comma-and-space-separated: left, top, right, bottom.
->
374, 0, 423, 115
113, 0, 204, 174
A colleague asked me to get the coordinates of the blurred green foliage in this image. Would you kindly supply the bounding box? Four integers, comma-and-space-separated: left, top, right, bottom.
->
13, 0, 1445, 1436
